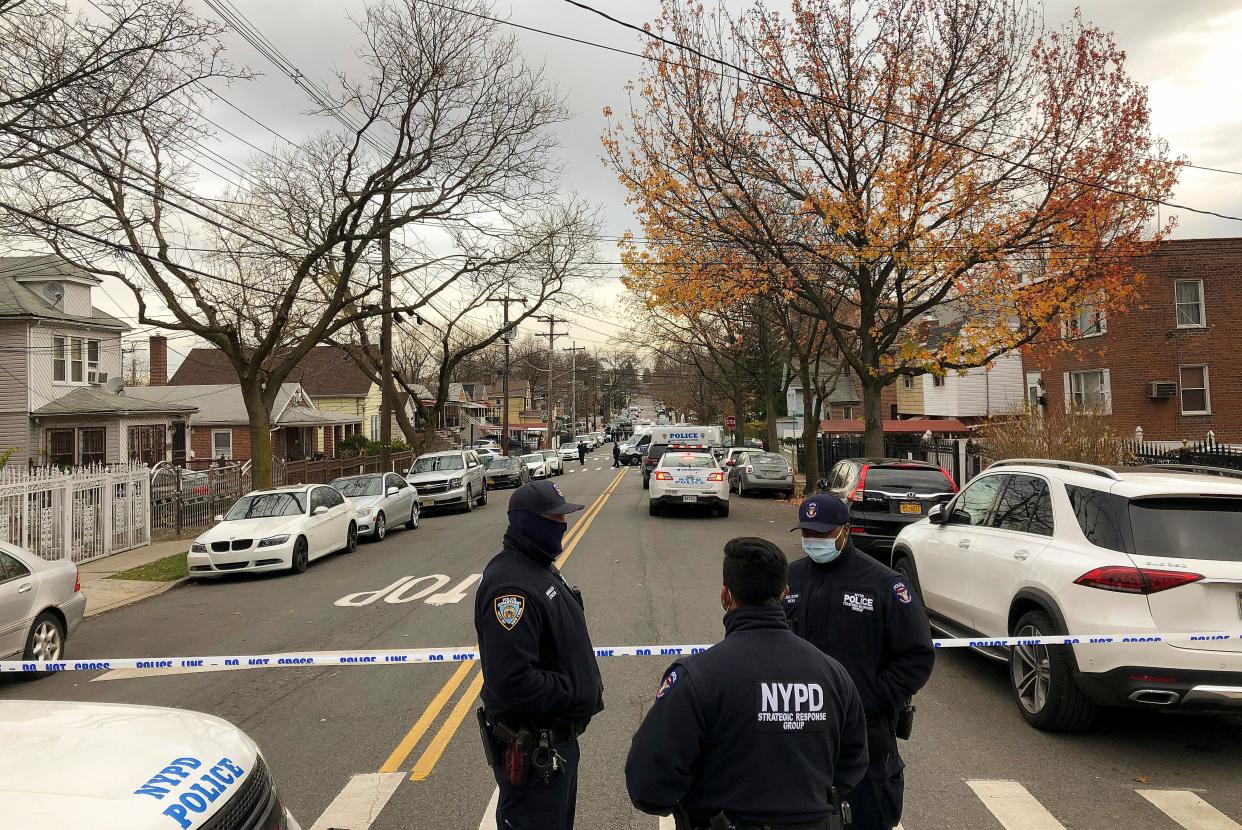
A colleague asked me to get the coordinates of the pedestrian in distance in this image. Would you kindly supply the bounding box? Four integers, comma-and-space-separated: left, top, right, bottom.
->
577, 440, 587, 466
611, 441, 621, 468
626, 537, 869, 830
785, 494, 935, 830
474, 480, 604, 830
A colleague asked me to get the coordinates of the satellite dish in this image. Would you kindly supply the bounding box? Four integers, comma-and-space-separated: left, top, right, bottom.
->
106, 377, 125, 394
42, 281, 64, 307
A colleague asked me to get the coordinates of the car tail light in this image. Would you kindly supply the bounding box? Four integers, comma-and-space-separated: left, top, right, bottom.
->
74, 567, 80, 594
1073, 566, 1203, 594
848, 464, 870, 503
654, 471, 672, 480
707, 471, 725, 481
745, 465, 754, 474
940, 468, 959, 492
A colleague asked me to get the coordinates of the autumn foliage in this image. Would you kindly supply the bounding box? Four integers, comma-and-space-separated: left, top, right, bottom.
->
604, 0, 1182, 453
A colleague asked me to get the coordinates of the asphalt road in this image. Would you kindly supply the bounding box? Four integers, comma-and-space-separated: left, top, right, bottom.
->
4, 445, 1242, 829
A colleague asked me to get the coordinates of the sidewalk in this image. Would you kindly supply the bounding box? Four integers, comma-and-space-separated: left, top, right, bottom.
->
78, 538, 193, 618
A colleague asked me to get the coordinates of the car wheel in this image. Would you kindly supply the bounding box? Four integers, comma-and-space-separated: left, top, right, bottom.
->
648, 500, 660, 516
478, 483, 488, 506
717, 501, 730, 518
463, 485, 474, 513
737, 480, 746, 497
21, 612, 65, 678
291, 536, 310, 573
642, 477, 650, 491
373, 512, 386, 542
406, 503, 419, 530
893, 553, 922, 599
344, 522, 358, 554
1009, 610, 1096, 733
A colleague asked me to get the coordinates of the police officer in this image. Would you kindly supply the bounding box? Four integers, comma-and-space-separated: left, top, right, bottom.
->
626, 537, 869, 829
786, 494, 935, 830
577, 440, 587, 466
474, 480, 604, 830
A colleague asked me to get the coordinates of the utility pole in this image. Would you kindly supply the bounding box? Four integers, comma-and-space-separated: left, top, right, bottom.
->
563, 343, 585, 434
486, 295, 526, 455
535, 315, 567, 449
379, 198, 393, 470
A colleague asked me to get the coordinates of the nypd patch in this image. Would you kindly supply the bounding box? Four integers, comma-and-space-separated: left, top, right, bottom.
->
552, 482, 565, 498
805, 501, 819, 519
656, 668, 680, 700
893, 581, 913, 605
495, 595, 526, 630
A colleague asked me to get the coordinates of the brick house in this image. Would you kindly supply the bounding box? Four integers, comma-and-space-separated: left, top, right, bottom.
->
1026, 237, 1242, 442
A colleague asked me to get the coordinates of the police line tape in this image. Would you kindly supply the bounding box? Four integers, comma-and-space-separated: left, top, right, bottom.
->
2, 631, 1242, 673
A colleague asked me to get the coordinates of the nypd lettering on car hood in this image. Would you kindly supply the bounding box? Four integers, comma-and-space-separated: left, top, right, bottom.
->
0, 700, 272, 829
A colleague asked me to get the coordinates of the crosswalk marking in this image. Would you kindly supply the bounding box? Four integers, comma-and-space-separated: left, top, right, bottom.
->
967, 780, 1067, 830
1139, 790, 1242, 830
309, 773, 404, 830
658, 816, 676, 829
477, 786, 500, 830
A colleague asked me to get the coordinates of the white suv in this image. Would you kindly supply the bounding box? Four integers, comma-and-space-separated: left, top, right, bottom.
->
649, 446, 730, 517
893, 459, 1242, 732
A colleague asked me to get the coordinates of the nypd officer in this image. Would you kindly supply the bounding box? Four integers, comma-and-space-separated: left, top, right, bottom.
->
786, 494, 935, 830
626, 537, 869, 829
474, 479, 604, 830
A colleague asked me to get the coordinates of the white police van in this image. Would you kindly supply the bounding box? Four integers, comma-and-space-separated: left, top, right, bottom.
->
0, 700, 301, 829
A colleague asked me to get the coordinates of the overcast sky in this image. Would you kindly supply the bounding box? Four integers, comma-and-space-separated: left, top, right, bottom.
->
78, 0, 1242, 369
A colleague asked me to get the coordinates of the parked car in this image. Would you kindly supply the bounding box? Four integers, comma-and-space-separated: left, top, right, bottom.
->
484, 455, 530, 488
822, 458, 958, 562
406, 450, 487, 513
540, 449, 564, 476
330, 473, 419, 541
558, 443, 580, 462
722, 447, 749, 467
0, 542, 85, 673
649, 447, 730, 517
893, 459, 1242, 732
0, 699, 302, 829
727, 451, 795, 498
641, 443, 673, 489
520, 452, 551, 479
189, 484, 358, 576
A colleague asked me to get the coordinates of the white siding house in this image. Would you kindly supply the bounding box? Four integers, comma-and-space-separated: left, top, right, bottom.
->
921, 353, 1026, 418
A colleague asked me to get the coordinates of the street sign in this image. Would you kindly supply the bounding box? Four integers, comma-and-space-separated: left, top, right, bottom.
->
725, 415, 737, 430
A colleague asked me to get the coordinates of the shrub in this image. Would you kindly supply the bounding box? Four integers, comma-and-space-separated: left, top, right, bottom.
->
976, 405, 1126, 466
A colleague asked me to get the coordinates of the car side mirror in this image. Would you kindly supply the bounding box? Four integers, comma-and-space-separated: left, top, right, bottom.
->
313, 505, 329, 516
387, 486, 399, 496
214, 514, 224, 523
927, 504, 945, 525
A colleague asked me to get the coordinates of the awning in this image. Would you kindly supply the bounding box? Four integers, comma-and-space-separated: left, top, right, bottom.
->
818, 418, 969, 435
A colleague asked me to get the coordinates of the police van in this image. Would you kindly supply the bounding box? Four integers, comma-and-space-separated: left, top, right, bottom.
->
640, 426, 725, 488
648, 444, 731, 517
0, 699, 301, 829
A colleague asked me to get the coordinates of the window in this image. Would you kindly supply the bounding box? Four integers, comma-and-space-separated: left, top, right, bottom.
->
902, 376, 914, 390
69, 338, 83, 382
47, 429, 75, 467
53, 337, 67, 382
1179, 365, 1210, 414
86, 339, 100, 382
949, 474, 1004, 526
932, 375, 946, 388
1067, 369, 1110, 412
1066, 485, 1125, 551
840, 405, 854, 420
0, 551, 31, 582
1129, 498, 1242, 562
370, 414, 380, 439
128, 425, 167, 466
212, 429, 233, 460
989, 475, 1054, 536
321, 487, 345, 507
78, 428, 105, 466
1175, 280, 1205, 327
1065, 295, 1106, 338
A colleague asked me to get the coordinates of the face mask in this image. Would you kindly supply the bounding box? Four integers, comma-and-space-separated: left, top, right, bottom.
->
803, 533, 843, 564
507, 510, 568, 564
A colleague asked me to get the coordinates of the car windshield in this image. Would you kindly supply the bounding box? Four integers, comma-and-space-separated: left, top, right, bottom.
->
1129, 497, 1242, 561
663, 453, 716, 468
521, 454, 542, 463
412, 455, 464, 472
330, 476, 383, 497
489, 457, 517, 469
865, 467, 954, 492
225, 492, 304, 520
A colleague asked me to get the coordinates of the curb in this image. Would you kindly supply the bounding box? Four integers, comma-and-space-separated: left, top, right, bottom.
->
84, 578, 189, 619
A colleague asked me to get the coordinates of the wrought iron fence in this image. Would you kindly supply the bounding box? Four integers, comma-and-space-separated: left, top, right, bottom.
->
150, 459, 288, 538
283, 452, 417, 485
1120, 439, 1242, 470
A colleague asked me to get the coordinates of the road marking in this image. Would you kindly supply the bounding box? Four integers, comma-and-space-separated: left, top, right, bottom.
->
309, 773, 404, 830
658, 816, 676, 830
379, 660, 475, 773
967, 780, 1066, 830
477, 787, 500, 830
409, 668, 486, 780
334, 573, 482, 607
1139, 790, 1242, 829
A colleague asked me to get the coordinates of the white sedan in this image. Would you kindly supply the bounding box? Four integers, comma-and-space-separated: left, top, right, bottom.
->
189, 484, 357, 577
520, 452, 551, 479
558, 443, 580, 461
649, 447, 730, 517
0, 699, 301, 829
0, 542, 86, 670
331, 473, 419, 541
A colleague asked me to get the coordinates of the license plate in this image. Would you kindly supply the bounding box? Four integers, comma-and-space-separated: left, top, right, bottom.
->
900, 502, 922, 515
682, 495, 698, 503
487, 478, 495, 485
421, 499, 435, 507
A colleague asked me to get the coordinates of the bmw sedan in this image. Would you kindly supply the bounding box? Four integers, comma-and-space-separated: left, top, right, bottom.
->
331, 473, 419, 541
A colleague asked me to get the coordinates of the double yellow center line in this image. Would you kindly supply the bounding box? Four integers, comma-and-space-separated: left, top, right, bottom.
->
380, 467, 628, 780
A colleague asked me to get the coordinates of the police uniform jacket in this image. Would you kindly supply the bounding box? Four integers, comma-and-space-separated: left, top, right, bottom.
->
475, 530, 604, 726
784, 542, 934, 720
625, 604, 869, 827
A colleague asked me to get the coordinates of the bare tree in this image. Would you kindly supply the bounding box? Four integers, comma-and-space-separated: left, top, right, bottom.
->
2, 0, 572, 486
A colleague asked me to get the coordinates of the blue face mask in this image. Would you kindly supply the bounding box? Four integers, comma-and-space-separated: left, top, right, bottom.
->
803, 533, 843, 564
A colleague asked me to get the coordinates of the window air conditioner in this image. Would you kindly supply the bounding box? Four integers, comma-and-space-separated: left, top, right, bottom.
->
1147, 381, 1177, 399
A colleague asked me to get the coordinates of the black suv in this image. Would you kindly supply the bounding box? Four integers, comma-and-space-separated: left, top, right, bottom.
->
823, 458, 957, 563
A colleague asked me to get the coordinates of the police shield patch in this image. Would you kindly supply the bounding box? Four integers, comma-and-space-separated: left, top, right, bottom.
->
495, 595, 525, 630
656, 668, 680, 700
552, 482, 565, 498
893, 581, 913, 605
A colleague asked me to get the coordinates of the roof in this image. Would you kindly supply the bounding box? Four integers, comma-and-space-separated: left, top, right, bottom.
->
818, 418, 970, 435
123, 383, 306, 425
0, 256, 127, 330
32, 386, 197, 417
167, 345, 373, 397
277, 405, 362, 427
788, 371, 861, 403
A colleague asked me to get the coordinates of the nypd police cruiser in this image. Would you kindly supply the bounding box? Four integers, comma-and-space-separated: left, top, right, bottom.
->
648, 445, 730, 518
0, 700, 300, 829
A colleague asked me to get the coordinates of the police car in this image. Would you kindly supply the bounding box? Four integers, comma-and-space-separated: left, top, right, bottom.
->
648, 445, 730, 517
0, 699, 301, 829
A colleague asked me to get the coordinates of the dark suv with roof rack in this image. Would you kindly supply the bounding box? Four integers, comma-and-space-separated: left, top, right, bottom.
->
823, 458, 958, 563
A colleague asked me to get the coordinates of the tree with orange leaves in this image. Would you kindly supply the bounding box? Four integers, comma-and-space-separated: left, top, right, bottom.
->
604, 0, 1182, 455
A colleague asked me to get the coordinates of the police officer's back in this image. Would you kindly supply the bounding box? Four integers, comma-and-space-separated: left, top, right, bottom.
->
786, 494, 935, 830
626, 537, 869, 829
474, 480, 603, 830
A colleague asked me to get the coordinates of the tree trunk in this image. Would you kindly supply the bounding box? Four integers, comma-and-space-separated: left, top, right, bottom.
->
394, 399, 420, 456
732, 383, 746, 446
862, 377, 886, 458
798, 356, 818, 492
241, 382, 275, 489
763, 381, 779, 452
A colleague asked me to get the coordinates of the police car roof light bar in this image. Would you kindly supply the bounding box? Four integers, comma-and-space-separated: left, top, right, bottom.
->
986, 459, 1120, 480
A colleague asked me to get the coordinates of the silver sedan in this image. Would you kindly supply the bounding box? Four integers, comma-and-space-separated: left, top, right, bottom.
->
331, 472, 420, 541
0, 542, 86, 670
